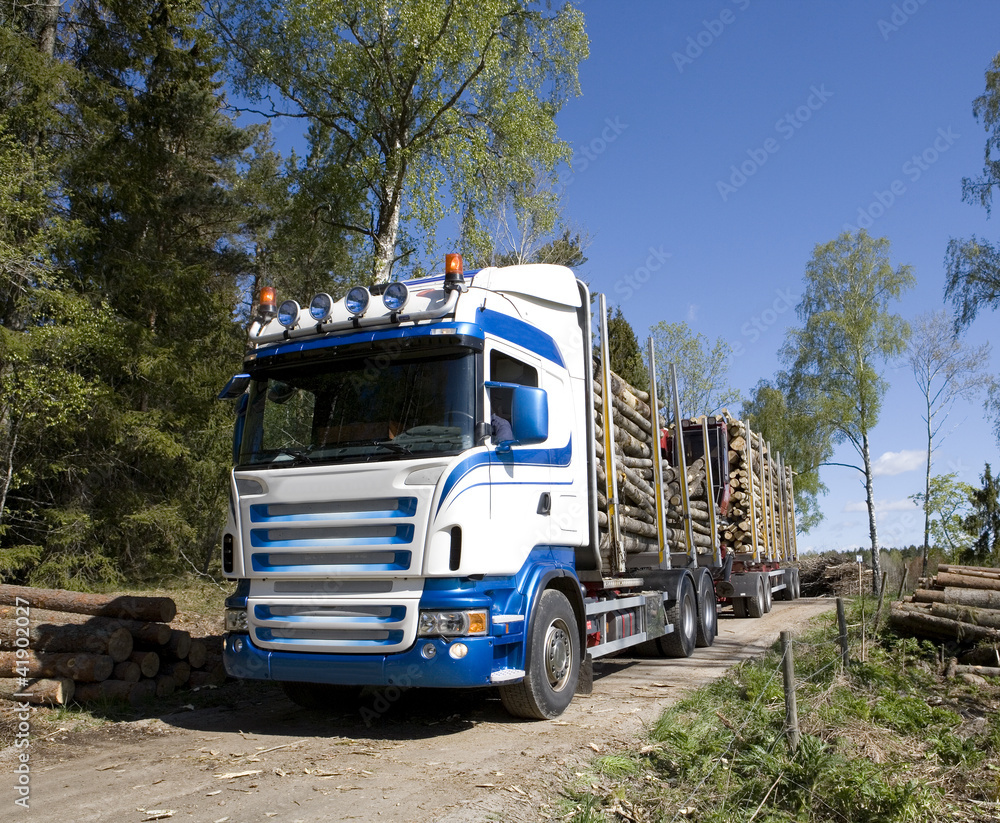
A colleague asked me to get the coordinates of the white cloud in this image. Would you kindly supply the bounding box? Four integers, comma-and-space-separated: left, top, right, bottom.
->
871, 449, 925, 476
686, 304, 699, 323
844, 498, 919, 513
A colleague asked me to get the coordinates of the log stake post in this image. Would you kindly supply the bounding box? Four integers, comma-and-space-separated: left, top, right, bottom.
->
597, 294, 623, 574
781, 631, 799, 754
646, 338, 668, 567
837, 598, 849, 670
701, 418, 721, 567
668, 364, 696, 565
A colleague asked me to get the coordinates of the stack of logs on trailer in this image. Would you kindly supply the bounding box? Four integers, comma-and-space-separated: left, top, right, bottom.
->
0, 584, 226, 707
722, 412, 796, 560
592, 361, 798, 572
890, 564, 1000, 679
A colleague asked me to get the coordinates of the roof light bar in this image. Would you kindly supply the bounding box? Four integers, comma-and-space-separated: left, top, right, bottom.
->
309, 292, 333, 322
345, 286, 371, 316
277, 300, 300, 328
382, 281, 409, 312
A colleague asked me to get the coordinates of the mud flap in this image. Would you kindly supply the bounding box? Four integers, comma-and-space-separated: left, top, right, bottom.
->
575, 653, 594, 696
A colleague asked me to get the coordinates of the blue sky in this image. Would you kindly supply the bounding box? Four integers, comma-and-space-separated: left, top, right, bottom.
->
550, 1, 1000, 553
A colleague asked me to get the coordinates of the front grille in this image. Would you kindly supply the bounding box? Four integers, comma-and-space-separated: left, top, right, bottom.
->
248, 598, 414, 653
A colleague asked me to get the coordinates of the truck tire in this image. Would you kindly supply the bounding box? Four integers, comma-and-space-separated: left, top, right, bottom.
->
280, 681, 363, 711
655, 575, 697, 658
499, 589, 579, 720
775, 570, 792, 601
695, 570, 717, 648
747, 576, 767, 618
763, 575, 773, 613
732, 597, 749, 619
791, 568, 801, 599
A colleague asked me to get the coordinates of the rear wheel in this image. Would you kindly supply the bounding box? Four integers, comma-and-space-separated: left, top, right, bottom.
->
695, 571, 717, 648
747, 576, 766, 618
280, 681, 363, 711
791, 568, 801, 599
732, 597, 749, 618
656, 575, 697, 658
763, 576, 773, 613
500, 589, 579, 720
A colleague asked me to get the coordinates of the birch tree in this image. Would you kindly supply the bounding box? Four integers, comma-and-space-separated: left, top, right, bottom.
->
783, 230, 914, 594
212, 0, 588, 282
906, 310, 991, 574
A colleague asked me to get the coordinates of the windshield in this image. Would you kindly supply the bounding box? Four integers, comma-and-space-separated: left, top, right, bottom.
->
238, 349, 477, 466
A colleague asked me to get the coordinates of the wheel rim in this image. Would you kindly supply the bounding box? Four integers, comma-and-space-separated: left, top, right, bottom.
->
544, 619, 573, 691
683, 593, 696, 639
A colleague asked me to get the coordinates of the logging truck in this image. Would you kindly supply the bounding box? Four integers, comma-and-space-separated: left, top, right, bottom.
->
218, 256, 799, 719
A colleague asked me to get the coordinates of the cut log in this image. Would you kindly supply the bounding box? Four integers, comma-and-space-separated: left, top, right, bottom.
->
954, 664, 1000, 677
911, 588, 1000, 609
187, 640, 207, 670
153, 674, 177, 697
112, 661, 141, 683
159, 660, 191, 685
0, 651, 113, 682
0, 676, 73, 706
889, 603, 1000, 642
0, 606, 170, 647
0, 618, 132, 662
0, 584, 176, 623
129, 651, 160, 679
934, 572, 1000, 592
938, 564, 1000, 577
929, 602, 1000, 630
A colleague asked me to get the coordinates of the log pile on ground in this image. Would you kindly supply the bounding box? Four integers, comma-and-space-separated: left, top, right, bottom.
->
890, 565, 1000, 673
797, 552, 871, 597
0, 584, 226, 707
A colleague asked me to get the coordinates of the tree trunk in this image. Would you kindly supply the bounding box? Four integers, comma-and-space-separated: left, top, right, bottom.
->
922, 406, 932, 577
862, 432, 882, 595
0, 584, 176, 623
373, 144, 405, 283
0, 618, 132, 661
0, 676, 73, 706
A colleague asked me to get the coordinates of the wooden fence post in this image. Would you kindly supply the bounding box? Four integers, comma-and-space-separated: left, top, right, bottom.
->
836, 597, 849, 670
781, 631, 799, 754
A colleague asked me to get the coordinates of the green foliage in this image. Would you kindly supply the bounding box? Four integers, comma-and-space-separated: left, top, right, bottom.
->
961, 462, 1000, 565
648, 320, 740, 418
606, 306, 648, 389
214, 0, 589, 281
909, 472, 977, 557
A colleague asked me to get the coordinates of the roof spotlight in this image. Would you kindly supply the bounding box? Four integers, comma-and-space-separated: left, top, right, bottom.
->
309, 292, 334, 322
382, 281, 410, 312
345, 286, 371, 316
277, 300, 300, 328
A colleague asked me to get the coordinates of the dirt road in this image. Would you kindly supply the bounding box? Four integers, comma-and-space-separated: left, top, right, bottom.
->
7, 598, 833, 822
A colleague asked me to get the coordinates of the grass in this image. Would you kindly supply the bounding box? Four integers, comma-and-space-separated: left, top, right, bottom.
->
559, 599, 1000, 823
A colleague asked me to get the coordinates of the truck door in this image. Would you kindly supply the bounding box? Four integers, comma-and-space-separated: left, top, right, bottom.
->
486, 346, 555, 568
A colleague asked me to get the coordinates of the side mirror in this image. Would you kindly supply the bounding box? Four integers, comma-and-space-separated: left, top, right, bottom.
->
502, 385, 548, 451
219, 373, 251, 399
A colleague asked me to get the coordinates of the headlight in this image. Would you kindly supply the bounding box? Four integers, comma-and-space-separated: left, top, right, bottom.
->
277, 300, 300, 328
345, 286, 370, 316
225, 608, 248, 633
418, 610, 488, 637
382, 281, 409, 311
309, 292, 333, 321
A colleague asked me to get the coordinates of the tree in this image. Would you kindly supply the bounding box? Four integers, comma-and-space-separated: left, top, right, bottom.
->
782, 230, 914, 594
909, 473, 977, 559
907, 310, 992, 574
648, 321, 740, 418
212, 0, 588, 282
960, 463, 1000, 565
606, 307, 648, 389
946, 50, 1000, 332
741, 378, 832, 533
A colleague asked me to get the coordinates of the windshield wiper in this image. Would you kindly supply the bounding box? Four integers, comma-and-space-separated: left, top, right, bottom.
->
373, 441, 411, 454
269, 447, 315, 465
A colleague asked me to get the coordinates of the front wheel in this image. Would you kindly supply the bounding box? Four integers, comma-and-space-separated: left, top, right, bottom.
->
500, 589, 580, 720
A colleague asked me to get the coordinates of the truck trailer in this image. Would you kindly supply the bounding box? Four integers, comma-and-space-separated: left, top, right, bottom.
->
220, 255, 799, 719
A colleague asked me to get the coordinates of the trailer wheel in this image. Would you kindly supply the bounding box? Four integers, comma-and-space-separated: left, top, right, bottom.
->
695, 571, 717, 648
791, 568, 801, 599
775, 571, 792, 601
763, 576, 773, 613
747, 576, 767, 618
280, 681, 363, 712
656, 575, 697, 658
499, 589, 579, 720
732, 597, 749, 618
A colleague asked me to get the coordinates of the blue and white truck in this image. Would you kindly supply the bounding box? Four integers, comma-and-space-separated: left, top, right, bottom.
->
220, 255, 799, 719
